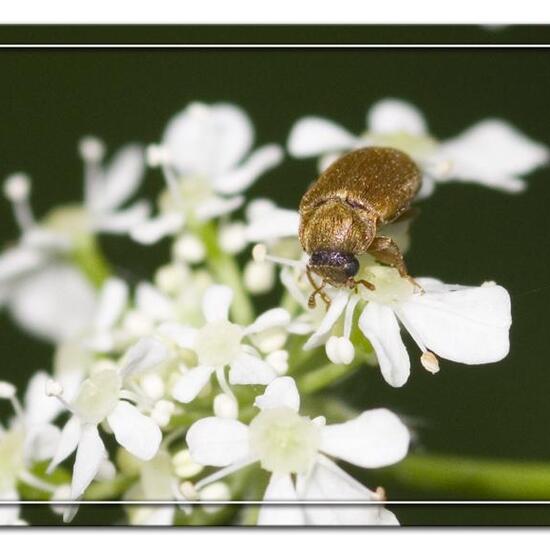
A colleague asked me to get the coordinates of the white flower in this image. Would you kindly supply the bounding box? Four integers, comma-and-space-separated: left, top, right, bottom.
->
131, 102, 283, 244
171, 285, 290, 404
305, 266, 512, 387
244, 199, 300, 245
47, 364, 162, 503
186, 377, 409, 525
124, 451, 189, 526
0, 175, 97, 342
0, 138, 147, 342
288, 98, 548, 195
75, 136, 149, 234
0, 373, 64, 516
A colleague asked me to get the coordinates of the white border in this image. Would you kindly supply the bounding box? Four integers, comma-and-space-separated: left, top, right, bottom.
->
1, 0, 550, 24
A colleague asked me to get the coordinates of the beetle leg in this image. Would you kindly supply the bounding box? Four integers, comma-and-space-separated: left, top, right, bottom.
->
367, 235, 409, 277
306, 268, 331, 309
367, 236, 423, 292
349, 278, 376, 292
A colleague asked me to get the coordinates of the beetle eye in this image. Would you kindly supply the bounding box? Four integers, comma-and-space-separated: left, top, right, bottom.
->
345, 257, 359, 278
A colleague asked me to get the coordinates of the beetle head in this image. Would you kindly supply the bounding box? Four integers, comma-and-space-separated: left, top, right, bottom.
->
308, 250, 359, 286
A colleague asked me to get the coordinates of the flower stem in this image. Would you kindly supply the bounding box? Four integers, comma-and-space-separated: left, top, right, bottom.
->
197, 222, 254, 325
297, 360, 361, 394
71, 235, 111, 288
381, 453, 550, 500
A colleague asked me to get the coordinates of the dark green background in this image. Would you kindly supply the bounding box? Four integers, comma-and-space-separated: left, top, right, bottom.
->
1, 26, 550, 526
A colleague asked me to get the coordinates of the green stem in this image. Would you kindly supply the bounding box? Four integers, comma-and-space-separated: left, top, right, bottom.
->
196, 222, 254, 326
71, 236, 111, 288
297, 360, 361, 394
381, 453, 550, 500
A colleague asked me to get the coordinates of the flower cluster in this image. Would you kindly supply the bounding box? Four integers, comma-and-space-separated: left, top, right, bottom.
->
0, 99, 541, 526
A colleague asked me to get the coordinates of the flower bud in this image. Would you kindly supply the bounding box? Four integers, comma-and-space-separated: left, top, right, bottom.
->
173, 234, 206, 264
173, 450, 204, 479
219, 222, 247, 254
213, 393, 238, 419
325, 336, 355, 365
199, 482, 231, 514
244, 260, 275, 295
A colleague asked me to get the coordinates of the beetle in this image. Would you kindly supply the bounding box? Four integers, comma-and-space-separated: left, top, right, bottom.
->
298, 146, 422, 308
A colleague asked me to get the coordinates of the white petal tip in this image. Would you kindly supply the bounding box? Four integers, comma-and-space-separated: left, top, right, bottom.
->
0, 381, 16, 399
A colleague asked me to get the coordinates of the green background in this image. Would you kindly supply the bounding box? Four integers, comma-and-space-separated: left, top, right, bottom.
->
1, 26, 550, 526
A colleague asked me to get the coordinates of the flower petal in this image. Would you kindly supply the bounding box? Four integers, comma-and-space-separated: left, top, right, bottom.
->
202, 284, 233, 323
195, 195, 244, 221
244, 202, 300, 242
136, 282, 174, 321
93, 144, 145, 212
70, 424, 106, 499
130, 212, 185, 245
254, 376, 300, 412
297, 457, 398, 525
156, 322, 197, 348
320, 409, 410, 468
121, 337, 170, 378
94, 200, 151, 234
358, 302, 410, 387
186, 417, 250, 467
397, 280, 512, 364
303, 290, 349, 350
229, 352, 277, 385
440, 119, 549, 191
24, 423, 61, 464
163, 102, 253, 177
8, 264, 97, 343
367, 98, 427, 136
23, 370, 63, 426
244, 307, 291, 335
287, 117, 357, 157
0, 247, 47, 285
257, 473, 305, 526
212, 144, 283, 195
94, 278, 128, 331
172, 366, 214, 403
47, 416, 82, 474
107, 401, 161, 461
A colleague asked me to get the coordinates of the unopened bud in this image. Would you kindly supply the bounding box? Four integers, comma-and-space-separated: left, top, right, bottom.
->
244, 260, 275, 295
173, 450, 203, 479
325, 336, 355, 365
180, 481, 199, 500
218, 222, 247, 254
252, 243, 267, 263
173, 234, 206, 265
213, 393, 238, 419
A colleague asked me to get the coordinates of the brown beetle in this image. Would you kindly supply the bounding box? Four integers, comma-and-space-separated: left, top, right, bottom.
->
299, 147, 421, 307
